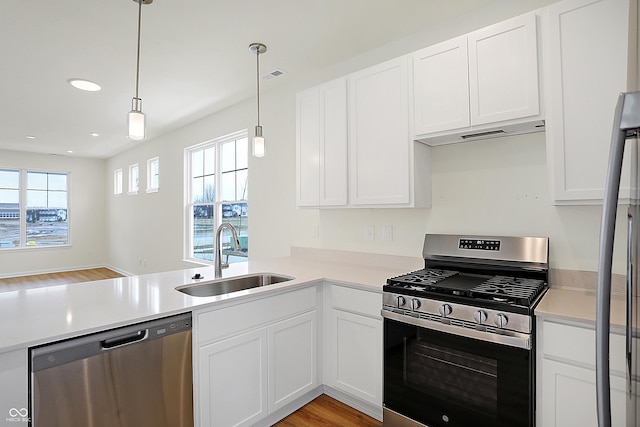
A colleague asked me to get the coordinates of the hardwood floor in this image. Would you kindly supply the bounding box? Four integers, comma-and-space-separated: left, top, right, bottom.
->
1, 270, 380, 426
0, 267, 124, 292
274, 394, 382, 427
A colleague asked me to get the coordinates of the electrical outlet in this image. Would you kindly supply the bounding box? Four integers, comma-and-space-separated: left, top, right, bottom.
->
366, 225, 375, 241
312, 224, 319, 238
383, 225, 393, 241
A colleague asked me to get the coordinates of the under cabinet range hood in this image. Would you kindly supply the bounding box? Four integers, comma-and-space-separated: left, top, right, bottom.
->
416, 119, 546, 146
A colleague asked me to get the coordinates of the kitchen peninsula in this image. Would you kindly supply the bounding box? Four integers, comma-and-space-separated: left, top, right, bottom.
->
0, 247, 625, 427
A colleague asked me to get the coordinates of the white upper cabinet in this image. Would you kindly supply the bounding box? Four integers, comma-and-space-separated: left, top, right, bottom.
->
468, 13, 541, 125
413, 36, 470, 135
413, 12, 544, 145
543, 0, 634, 204
296, 78, 348, 207
348, 57, 410, 206
296, 56, 431, 209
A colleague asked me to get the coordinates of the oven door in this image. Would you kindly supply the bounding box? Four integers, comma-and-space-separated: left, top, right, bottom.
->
383, 317, 533, 427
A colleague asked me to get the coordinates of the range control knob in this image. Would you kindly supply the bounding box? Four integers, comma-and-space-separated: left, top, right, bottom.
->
396, 295, 406, 308
473, 310, 488, 324
411, 298, 421, 311
439, 304, 453, 317
494, 313, 509, 328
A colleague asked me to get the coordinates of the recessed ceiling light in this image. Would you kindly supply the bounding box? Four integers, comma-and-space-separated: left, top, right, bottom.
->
68, 79, 101, 92
90, 132, 100, 137
25, 135, 36, 139
66, 150, 74, 154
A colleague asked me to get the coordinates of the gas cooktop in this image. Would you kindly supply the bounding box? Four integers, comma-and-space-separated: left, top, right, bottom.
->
386, 268, 547, 307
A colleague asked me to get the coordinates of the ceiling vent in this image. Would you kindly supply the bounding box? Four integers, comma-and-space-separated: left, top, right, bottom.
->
263, 69, 286, 80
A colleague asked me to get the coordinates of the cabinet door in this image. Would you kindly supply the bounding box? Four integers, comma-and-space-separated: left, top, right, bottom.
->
540, 359, 628, 427
296, 79, 348, 207
348, 56, 411, 206
268, 311, 317, 412
296, 87, 320, 207
198, 329, 268, 427
413, 36, 470, 135
328, 309, 382, 406
543, 0, 631, 203
320, 79, 348, 206
468, 12, 540, 125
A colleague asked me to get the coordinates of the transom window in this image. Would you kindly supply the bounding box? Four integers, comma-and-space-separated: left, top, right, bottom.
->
186, 131, 248, 264
0, 169, 69, 248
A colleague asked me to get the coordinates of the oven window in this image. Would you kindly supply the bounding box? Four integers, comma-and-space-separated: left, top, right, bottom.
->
408, 333, 497, 416
384, 318, 532, 427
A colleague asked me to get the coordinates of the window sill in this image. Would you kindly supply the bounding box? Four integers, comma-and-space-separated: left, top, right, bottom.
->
146, 187, 159, 194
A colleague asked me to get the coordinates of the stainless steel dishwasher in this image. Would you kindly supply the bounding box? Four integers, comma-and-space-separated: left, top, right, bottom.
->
30, 312, 193, 427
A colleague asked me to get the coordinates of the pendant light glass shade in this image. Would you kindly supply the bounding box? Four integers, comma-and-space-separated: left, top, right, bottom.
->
253, 125, 265, 157
128, 98, 145, 140
249, 43, 267, 157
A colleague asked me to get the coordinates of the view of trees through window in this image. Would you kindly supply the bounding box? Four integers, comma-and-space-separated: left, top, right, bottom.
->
188, 132, 248, 264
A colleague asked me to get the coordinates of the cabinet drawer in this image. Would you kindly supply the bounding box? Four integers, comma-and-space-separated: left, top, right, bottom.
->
330, 285, 382, 318
541, 320, 627, 375
196, 286, 317, 344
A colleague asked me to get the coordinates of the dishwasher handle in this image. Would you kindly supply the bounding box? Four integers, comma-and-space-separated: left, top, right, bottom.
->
31, 312, 192, 372
101, 329, 147, 349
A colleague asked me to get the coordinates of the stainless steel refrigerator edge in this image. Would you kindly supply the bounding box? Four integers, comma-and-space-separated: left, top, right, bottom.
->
596, 92, 640, 427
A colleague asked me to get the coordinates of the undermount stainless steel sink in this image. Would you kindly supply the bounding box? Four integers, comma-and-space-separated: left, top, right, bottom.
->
175, 273, 295, 297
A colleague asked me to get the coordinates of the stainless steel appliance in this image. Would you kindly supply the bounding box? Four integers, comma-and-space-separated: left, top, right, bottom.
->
596, 91, 640, 427
30, 312, 193, 427
382, 234, 549, 427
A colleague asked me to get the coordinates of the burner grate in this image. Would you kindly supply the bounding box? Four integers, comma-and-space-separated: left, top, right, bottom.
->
387, 269, 459, 287
470, 276, 546, 305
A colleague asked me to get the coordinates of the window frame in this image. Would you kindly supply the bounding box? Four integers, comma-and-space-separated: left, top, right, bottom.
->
184, 130, 248, 264
114, 169, 123, 195
0, 168, 71, 250
128, 163, 139, 195
146, 157, 159, 193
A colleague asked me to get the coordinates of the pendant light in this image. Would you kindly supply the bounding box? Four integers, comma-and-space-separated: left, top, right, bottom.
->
249, 43, 267, 157
128, 0, 151, 140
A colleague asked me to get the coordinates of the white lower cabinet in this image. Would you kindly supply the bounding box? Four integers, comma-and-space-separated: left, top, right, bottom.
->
324, 284, 383, 412
199, 328, 269, 426
540, 359, 627, 427
268, 311, 317, 413
194, 286, 318, 427
537, 317, 636, 427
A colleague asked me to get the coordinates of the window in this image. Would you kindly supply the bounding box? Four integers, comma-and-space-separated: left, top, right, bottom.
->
128, 164, 139, 194
186, 131, 248, 264
114, 169, 123, 195
146, 157, 159, 193
0, 170, 19, 248
0, 169, 69, 248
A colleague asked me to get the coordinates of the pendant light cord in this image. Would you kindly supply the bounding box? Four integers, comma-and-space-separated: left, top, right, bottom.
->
134, 0, 142, 101
256, 48, 260, 127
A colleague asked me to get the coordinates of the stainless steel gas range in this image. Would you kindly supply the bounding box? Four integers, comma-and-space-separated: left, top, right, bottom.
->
382, 234, 548, 427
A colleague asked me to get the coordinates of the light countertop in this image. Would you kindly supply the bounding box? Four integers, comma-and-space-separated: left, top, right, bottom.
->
0, 250, 423, 353
535, 287, 628, 330
0, 247, 625, 354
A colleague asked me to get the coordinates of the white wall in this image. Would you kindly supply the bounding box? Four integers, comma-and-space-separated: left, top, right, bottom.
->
0, 149, 106, 277
103, 0, 623, 275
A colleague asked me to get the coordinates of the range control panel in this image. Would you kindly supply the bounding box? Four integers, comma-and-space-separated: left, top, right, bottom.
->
459, 239, 501, 251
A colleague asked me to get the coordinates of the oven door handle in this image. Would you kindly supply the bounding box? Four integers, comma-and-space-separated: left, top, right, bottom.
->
381, 310, 532, 350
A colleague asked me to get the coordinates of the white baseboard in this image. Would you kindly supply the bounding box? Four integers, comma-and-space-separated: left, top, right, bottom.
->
322, 385, 383, 421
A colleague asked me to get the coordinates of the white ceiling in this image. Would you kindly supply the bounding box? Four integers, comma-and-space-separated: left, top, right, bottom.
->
0, 0, 500, 159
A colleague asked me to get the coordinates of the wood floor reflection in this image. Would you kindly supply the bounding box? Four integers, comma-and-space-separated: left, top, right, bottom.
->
0, 267, 124, 292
